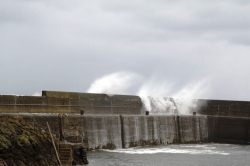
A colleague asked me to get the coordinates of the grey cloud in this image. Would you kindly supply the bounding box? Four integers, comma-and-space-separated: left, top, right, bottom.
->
0, 0, 250, 100
110, 1, 250, 44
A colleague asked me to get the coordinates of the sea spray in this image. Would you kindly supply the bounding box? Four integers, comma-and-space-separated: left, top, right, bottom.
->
137, 79, 175, 114
87, 71, 141, 95
136, 79, 173, 97
172, 79, 210, 114
32, 92, 42, 96
86, 71, 210, 114
138, 79, 210, 114
140, 97, 178, 114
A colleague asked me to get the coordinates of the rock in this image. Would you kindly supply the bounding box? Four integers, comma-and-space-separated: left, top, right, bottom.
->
0, 159, 8, 166
5, 159, 17, 166
0, 117, 57, 166
15, 160, 26, 166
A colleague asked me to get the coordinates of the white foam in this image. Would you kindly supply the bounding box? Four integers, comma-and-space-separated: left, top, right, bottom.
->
137, 78, 210, 114
32, 92, 42, 96
103, 146, 229, 155
171, 79, 210, 114
87, 71, 141, 94
87, 71, 211, 115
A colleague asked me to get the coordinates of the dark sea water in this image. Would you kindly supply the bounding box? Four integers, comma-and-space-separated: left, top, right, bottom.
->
87, 144, 250, 166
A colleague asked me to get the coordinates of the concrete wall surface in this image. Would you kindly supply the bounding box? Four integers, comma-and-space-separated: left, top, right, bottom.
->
197, 99, 250, 117
43, 91, 142, 114
2, 91, 250, 116
207, 116, 250, 144
0, 91, 142, 114
121, 115, 178, 148
1, 113, 249, 150
62, 115, 122, 150
0, 95, 73, 113
178, 116, 208, 143
61, 115, 209, 149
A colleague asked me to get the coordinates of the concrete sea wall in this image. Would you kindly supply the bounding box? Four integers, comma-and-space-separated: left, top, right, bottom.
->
208, 116, 250, 144
1, 91, 250, 117
0, 95, 77, 113
61, 114, 250, 149
0, 91, 142, 114
0, 113, 249, 151
43, 91, 142, 114
121, 115, 179, 148
178, 116, 208, 143
196, 99, 250, 117
120, 115, 208, 148
61, 115, 209, 150
62, 115, 122, 150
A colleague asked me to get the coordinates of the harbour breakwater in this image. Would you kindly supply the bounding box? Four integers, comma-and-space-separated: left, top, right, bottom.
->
0, 113, 249, 151
0, 90, 250, 151
61, 114, 249, 148
1, 91, 250, 117
0, 91, 142, 114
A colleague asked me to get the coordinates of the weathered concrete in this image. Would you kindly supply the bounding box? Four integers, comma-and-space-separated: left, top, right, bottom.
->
0, 95, 72, 113
178, 115, 208, 143
2, 92, 250, 116
196, 99, 250, 117
121, 115, 179, 148
61, 115, 209, 149
0, 112, 249, 151
207, 116, 250, 144
120, 115, 208, 148
43, 91, 142, 114
62, 115, 122, 150
0, 91, 142, 114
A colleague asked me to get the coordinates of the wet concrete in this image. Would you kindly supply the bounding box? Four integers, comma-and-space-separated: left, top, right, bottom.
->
0, 113, 249, 151
121, 115, 179, 148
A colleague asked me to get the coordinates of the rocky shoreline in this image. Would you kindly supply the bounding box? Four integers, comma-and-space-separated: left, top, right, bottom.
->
0, 117, 58, 166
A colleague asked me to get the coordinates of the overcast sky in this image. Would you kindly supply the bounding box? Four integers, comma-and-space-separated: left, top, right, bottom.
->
1, 0, 250, 101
